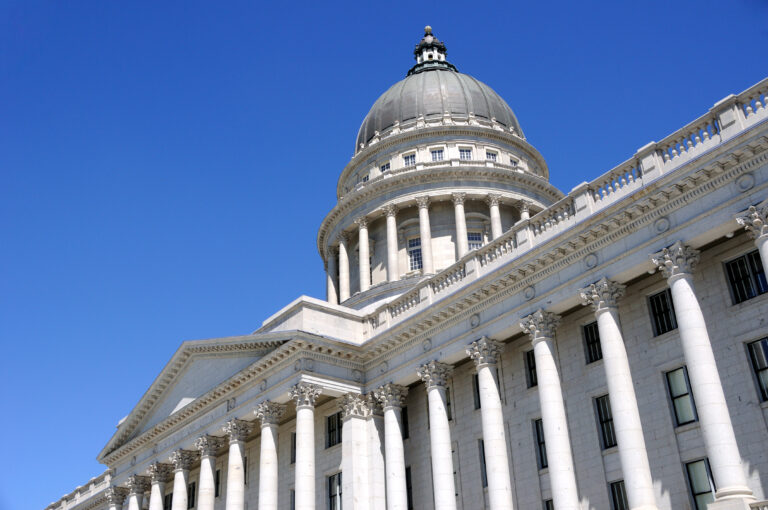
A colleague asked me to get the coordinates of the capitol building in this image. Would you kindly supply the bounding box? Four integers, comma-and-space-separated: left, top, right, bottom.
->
46, 28, 768, 510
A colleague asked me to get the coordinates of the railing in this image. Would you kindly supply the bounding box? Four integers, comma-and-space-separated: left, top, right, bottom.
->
362, 76, 768, 334
750, 502, 768, 510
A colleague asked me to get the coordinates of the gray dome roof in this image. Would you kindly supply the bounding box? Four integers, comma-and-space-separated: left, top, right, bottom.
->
356, 68, 524, 153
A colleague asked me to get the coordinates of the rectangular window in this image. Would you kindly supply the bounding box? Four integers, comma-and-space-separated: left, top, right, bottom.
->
486, 151, 497, 161
595, 394, 617, 449
403, 154, 416, 167
472, 373, 481, 410
326, 412, 343, 448
380, 162, 390, 173
187, 482, 196, 509
609, 480, 628, 510
478, 439, 488, 488
290, 489, 295, 510
164, 494, 172, 510
405, 466, 414, 510
686, 459, 715, 510
407, 238, 423, 271
328, 472, 342, 510
583, 321, 602, 363
243, 457, 247, 485
525, 350, 537, 388
534, 418, 548, 469
361, 174, 369, 182
290, 432, 296, 464
649, 289, 677, 336
726, 250, 767, 304
401, 406, 410, 439
446, 386, 453, 421
459, 148, 473, 160
748, 337, 768, 401
431, 149, 444, 161
666, 366, 698, 426
467, 232, 483, 250
214, 469, 221, 497
543, 500, 554, 510
510, 157, 519, 167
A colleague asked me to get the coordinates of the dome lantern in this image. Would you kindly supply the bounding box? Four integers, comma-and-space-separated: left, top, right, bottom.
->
408, 26, 457, 76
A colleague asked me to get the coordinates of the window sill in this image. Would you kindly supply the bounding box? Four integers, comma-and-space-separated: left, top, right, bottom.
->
601, 446, 619, 456
538, 467, 549, 476
759, 400, 768, 410
729, 291, 768, 309
673, 421, 700, 434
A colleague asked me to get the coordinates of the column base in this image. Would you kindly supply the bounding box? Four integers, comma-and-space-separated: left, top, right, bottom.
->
707, 500, 756, 510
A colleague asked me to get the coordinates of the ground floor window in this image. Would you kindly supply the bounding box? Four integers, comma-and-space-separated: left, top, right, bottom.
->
328, 472, 342, 510
686, 459, 715, 510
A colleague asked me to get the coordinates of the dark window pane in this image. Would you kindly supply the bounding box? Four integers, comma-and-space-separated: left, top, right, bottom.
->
478, 439, 488, 488
725, 250, 767, 304
748, 338, 768, 401
686, 459, 715, 510
525, 350, 537, 388
472, 373, 481, 409
610, 480, 628, 510
596, 395, 617, 449
649, 289, 677, 336
583, 321, 602, 363
534, 419, 548, 469
666, 367, 698, 426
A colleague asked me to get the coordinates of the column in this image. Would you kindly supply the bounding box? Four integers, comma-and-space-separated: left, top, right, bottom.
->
735, 198, 768, 270
466, 337, 514, 510
417, 361, 457, 510
453, 192, 469, 258
580, 279, 658, 510
340, 393, 373, 510
373, 384, 409, 510
384, 204, 399, 282
224, 420, 253, 510
194, 436, 225, 510
520, 310, 580, 510
127, 475, 150, 510
338, 234, 350, 302
487, 194, 503, 239
651, 242, 754, 503
255, 401, 287, 510
415, 196, 434, 273
170, 450, 197, 510
519, 200, 531, 221
106, 487, 129, 510
290, 382, 322, 510
326, 249, 339, 305
357, 217, 371, 292
148, 463, 173, 510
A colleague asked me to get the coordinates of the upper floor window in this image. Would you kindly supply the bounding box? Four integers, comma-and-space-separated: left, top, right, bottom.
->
326, 412, 343, 448
748, 337, 768, 401
666, 366, 697, 426
380, 162, 390, 173
725, 249, 767, 304
544, 500, 554, 510
328, 472, 342, 510
187, 482, 196, 509
649, 289, 677, 336
609, 480, 628, 510
401, 406, 410, 439
486, 151, 497, 162
467, 232, 483, 250
408, 238, 423, 271
525, 350, 537, 388
686, 459, 715, 510
595, 394, 617, 449
510, 157, 519, 167
361, 174, 369, 182
215, 469, 221, 497
459, 148, 473, 160
164, 494, 172, 510
431, 149, 444, 161
290, 432, 296, 464
403, 154, 416, 167
405, 467, 414, 510
583, 321, 602, 364
534, 418, 547, 469
478, 439, 488, 488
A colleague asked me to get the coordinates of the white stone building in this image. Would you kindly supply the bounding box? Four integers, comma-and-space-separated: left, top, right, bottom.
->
45, 28, 768, 510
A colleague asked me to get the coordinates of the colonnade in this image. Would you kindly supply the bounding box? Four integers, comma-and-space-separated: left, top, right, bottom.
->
326, 194, 532, 304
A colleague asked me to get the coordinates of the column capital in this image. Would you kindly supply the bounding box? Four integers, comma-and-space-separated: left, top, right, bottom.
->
336, 231, 349, 244
169, 449, 198, 471
105, 486, 130, 505
520, 309, 561, 342
383, 203, 398, 217
451, 192, 466, 205
373, 383, 408, 410
147, 462, 173, 483
127, 475, 151, 494
223, 419, 254, 443
651, 241, 700, 280
194, 435, 226, 457
340, 393, 372, 419
486, 193, 502, 207
355, 216, 368, 230
466, 336, 505, 367
290, 382, 322, 408
579, 277, 626, 312
415, 195, 430, 209
519, 200, 531, 214
417, 360, 453, 389
254, 401, 287, 426
735, 199, 768, 239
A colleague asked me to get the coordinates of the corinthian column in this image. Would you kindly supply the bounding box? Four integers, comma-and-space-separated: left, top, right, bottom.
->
415, 196, 434, 274
357, 217, 371, 292
338, 233, 350, 302
452, 193, 469, 258
466, 337, 514, 510
651, 242, 753, 503
487, 194, 503, 239
340, 393, 373, 510
194, 436, 225, 510
106, 487, 130, 510
126, 475, 150, 510
374, 384, 409, 510
736, 198, 768, 271
147, 463, 173, 510
290, 382, 322, 510
255, 401, 287, 510
170, 450, 197, 510
417, 361, 457, 510
224, 420, 253, 510
326, 248, 338, 305
520, 310, 579, 510
384, 204, 399, 282
580, 279, 658, 510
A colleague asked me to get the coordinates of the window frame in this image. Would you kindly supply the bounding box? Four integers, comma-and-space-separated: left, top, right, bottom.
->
326, 411, 343, 449
665, 366, 698, 426
402, 153, 416, 167
467, 231, 483, 251
405, 466, 414, 510
582, 320, 602, 364
459, 147, 473, 161
407, 237, 423, 271
747, 337, 768, 402
724, 249, 767, 305
214, 469, 221, 497
595, 394, 617, 449
290, 432, 297, 464
430, 148, 445, 162
609, 480, 628, 510
534, 418, 548, 469
401, 406, 409, 439
685, 459, 716, 510
485, 150, 498, 162
380, 162, 391, 173
187, 481, 196, 509
327, 472, 342, 510
478, 439, 488, 488
648, 288, 678, 336
524, 350, 537, 388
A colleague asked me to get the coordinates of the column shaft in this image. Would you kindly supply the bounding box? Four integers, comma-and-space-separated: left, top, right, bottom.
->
225, 441, 246, 510
453, 194, 469, 258
417, 198, 434, 273
326, 251, 338, 305
127, 493, 143, 510
384, 407, 408, 510
198, 456, 216, 510
477, 366, 514, 510
427, 385, 457, 510
339, 236, 350, 302
148, 482, 165, 510
258, 423, 279, 510
757, 236, 768, 273
358, 219, 371, 292
386, 208, 399, 282
488, 196, 503, 239
342, 412, 371, 510
171, 470, 189, 510
295, 406, 316, 510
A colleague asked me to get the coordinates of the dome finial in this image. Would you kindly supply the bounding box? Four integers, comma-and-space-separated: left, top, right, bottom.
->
424, 25, 432, 35
408, 26, 456, 76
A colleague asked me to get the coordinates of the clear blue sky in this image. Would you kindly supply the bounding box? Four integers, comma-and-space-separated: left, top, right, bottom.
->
1, 2, 766, 509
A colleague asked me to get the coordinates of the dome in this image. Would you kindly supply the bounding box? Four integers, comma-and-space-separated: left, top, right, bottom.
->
355, 27, 524, 153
